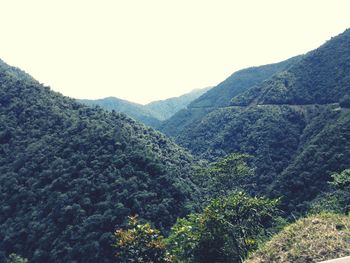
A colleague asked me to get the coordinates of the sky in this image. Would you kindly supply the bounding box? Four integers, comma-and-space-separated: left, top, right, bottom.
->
1, 1, 350, 104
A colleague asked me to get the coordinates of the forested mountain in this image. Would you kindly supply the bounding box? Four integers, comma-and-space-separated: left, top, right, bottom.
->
144, 87, 211, 121
159, 56, 301, 136
79, 97, 162, 128
79, 87, 210, 128
2, 27, 350, 263
161, 28, 350, 214
0, 60, 199, 262
232, 29, 350, 106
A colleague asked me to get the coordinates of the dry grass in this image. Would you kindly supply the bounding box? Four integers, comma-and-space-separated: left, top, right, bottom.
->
245, 213, 350, 263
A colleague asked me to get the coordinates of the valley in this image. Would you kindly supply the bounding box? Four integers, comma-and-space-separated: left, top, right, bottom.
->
1, 28, 350, 263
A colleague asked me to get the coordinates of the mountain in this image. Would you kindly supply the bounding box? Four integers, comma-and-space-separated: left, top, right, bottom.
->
159, 56, 301, 137
2, 28, 350, 263
232, 29, 350, 106
160, 29, 350, 214
144, 87, 211, 120
79, 97, 162, 128
79, 87, 211, 128
0, 60, 199, 262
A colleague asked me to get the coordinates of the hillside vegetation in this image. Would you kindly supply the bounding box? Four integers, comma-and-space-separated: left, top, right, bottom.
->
232, 29, 350, 106
161, 29, 350, 214
2, 28, 350, 263
79, 87, 210, 128
0, 61, 199, 262
79, 97, 162, 128
245, 213, 350, 263
145, 87, 211, 120
160, 56, 300, 137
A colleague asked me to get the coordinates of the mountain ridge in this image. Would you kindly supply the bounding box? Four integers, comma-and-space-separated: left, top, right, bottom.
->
159, 56, 302, 137
232, 28, 350, 106
2, 28, 350, 262
160, 28, 350, 214
79, 87, 211, 128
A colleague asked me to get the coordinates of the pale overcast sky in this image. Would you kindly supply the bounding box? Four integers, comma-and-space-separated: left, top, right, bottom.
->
1, 0, 350, 104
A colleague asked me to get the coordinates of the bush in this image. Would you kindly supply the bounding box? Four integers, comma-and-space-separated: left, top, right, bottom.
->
8, 254, 28, 263
167, 192, 279, 263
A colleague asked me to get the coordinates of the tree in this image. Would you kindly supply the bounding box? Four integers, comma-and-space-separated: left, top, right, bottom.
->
114, 215, 170, 263
196, 153, 254, 198
310, 169, 350, 214
7, 254, 28, 263
166, 214, 202, 263
330, 168, 350, 189
167, 192, 279, 263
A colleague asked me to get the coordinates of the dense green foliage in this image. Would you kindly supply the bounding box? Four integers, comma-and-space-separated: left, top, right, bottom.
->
7, 254, 28, 263
167, 192, 278, 263
0, 61, 199, 262
114, 216, 170, 263
79, 97, 162, 128
113, 192, 278, 263
193, 154, 254, 201
175, 105, 307, 199
204, 154, 253, 195
2, 28, 350, 263
160, 56, 300, 137
112, 152, 278, 263
0, 59, 36, 83
232, 29, 350, 106
273, 107, 350, 213
80, 87, 210, 128
310, 169, 350, 214
160, 29, 350, 215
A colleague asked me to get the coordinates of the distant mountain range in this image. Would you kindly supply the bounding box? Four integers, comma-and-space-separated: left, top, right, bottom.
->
2, 28, 350, 263
79, 87, 211, 127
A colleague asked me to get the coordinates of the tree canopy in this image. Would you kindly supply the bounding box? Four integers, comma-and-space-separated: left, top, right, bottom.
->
0, 61, 198, 262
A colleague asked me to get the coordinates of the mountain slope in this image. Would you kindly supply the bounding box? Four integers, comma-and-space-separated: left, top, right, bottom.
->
179, 103, 350, 208
79, 87, 211, 128
0, 61, 198, 262
160, 56, 301, 137
232, 29, 350, 106
245, 213, 350, 263
0, 58, 36, 83
144, 87, 211, 120
162, 29, 350, 214
79, 97, 161, 127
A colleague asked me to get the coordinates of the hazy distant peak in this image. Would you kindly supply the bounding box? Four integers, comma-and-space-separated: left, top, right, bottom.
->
143, 87, 212, 120
79, 86, 212, 126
